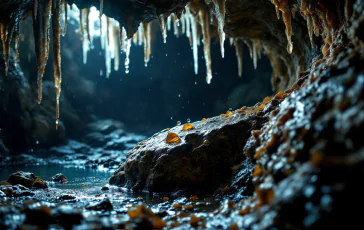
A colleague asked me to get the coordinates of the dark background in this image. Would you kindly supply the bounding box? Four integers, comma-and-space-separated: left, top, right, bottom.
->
19, 14, 272, 137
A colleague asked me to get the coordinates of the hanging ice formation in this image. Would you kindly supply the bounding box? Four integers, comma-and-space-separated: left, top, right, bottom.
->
1, 0, 335, 128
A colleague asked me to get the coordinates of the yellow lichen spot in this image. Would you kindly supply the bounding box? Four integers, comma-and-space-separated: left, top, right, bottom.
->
202, 118, 207, 122
226, 110, 233, 116
259, 104, 266, 109
153, 219, 167, 229
262, 96, 271, 104
183, 205, 194, 211
190, 215, 203, 227
253, 164, 262, 177
220, 113, 225, 117
230, 223, 238, 230
166, 132, 181, 144
203, 140, 210, 146
274, 91, 287, 100
182, 123, 195, 131
238, 206, 251, 216
173, 203, 182, 209
189, 195, 199, 201
166, 128, 170, 131
163, 197, 169, 201
128, 206, 143, 219
134, 146, 140, 150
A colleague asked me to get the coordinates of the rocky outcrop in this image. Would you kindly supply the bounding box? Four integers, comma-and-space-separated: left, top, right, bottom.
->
110, 101, 278, 193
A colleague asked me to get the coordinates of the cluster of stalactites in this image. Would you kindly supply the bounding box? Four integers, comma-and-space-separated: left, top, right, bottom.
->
269, 0, 342, 57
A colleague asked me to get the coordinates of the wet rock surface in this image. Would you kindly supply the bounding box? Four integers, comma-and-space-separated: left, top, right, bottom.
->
111, 104, 271, 194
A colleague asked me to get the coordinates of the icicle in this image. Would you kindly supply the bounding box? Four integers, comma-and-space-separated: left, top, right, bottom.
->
199, 7, 212, 84
181, 13, 186, 34
52, 0, 62, 129
1, 22, 15, 76
85, 8, 91, 43
234, 39, 243, 77
158, 14, 167, 43
62, 0, 67, 36
33, 0, 53, 104
125, 39, 131, 74
14, 21, 20, 65
252, 40, 258, 69
212, 0, 226, 58
167, 15, 172, 31
184, 7, 192, 46
99, 0, 103, 17
189, 10, 199, 75
113, 24, 119, 71
282, 10, 293, 54
229, 37, 234, 46
137, 23, 144, 46
143, 22, 151, 67
133, 32, 138, 45
173, 14, 180, 38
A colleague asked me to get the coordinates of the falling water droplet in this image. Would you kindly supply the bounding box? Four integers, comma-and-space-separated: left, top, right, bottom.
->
187, 118, 191, 123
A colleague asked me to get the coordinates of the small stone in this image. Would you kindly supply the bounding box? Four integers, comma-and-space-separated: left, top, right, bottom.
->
7, 171, 36, 188
101, 186, 110, 191
50, 173, 68, 183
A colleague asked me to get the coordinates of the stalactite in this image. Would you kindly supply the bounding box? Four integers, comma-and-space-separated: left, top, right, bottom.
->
199, 7, 212, 84
312, 14, 320, 37
113, 25, 119, 71
188, 9, 199, 75
0, 22, 14, 76
158, 14, 168, 43
133, 32, 138, 45
125, 39, 131, 74
184, 7, 192, 46
85, 8, 91, 43
307, 15, 314, 48
181, 13, 186, 34
143, 22, 151, 67
99, 0, 104, 17
33, 0, 53, 104
62, 0, 67, 36
14, 21, 20, 65
167, 15, 172, 31
52, 0, 62, 129
119, 24, 124, 51
282, 10, 293, 54
252, 40, 258, 69
234, 39, 243, 77
173, 14, 180, 38
137, 23, 144, 47
212, 0, 225, 58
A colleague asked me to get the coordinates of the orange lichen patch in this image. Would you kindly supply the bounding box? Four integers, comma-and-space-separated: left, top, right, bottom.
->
220, 113, 225, 117
262, 96, 271, 103
166, 132, 181, 144
237, 106, 247, 113
202, 118, 207, 122
255, 146, 265, 159
179, 211, 189, 218
256, 188, 275, 205
153, 219, 167, 229
203, 140, 210, 146
163, 197, 170, 201
238, 206, 251, 216
190, 215, 203, 227
311, 152, 323, 167
252, 130, 262, 139
230, 222, 239, 230
173, 203, 182, 209
253, 164, 263, 177
33, 177, 48, 188
259, 104, 266, 109
62, 178, 67, 183
182, 123, 195, 131
226, 110, 233, 116
128, 205, 143, 218
166, 128, 170, 131
183, 205, 194, 211
189, 195, 199, 201
134, 146, 140, 150
274, 91, 287, 100
0, 181, 10, 186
